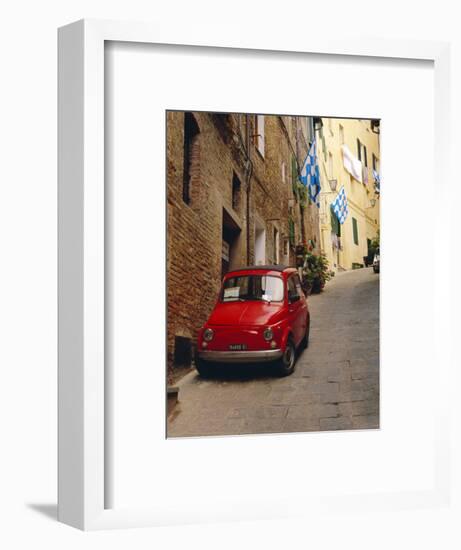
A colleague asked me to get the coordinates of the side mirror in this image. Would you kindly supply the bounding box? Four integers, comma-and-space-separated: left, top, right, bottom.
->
289, 294, 300, 304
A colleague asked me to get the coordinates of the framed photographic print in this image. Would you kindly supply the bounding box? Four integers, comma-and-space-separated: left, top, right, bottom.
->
165, 110, 381, 439
58, 19, 454, 531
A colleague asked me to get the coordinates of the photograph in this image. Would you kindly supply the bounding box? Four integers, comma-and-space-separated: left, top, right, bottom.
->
166, 111, 380, 437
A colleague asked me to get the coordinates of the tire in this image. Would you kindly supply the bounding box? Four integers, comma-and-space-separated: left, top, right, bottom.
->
300, 318, 310, 350
275, 338, 296, 377
373, 265, 379, 273
195, 357, 213, 378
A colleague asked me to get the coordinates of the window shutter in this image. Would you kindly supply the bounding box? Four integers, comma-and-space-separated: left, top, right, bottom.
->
256, 115, 265, 156
352, 217, 359, 245
291, 156, 298, 200
330, 205, 341, 237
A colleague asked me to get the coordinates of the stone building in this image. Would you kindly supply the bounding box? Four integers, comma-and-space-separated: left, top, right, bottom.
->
166, 111, 320, 375
316, 118, 380, 271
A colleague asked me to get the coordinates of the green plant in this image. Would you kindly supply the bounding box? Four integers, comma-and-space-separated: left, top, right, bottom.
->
301, 252, 332, 294
370, 230, 380, 250
295, 181, 309, 208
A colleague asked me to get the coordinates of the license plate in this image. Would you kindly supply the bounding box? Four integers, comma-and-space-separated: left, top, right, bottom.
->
229, 344, 247, 351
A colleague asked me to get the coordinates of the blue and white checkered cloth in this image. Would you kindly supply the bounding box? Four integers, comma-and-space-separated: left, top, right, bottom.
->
300, 140, 321, 208
331, 186, 349, 224
372, 169, 380, 194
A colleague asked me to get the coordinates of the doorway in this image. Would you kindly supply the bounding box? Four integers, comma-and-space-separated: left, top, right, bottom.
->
222, 208, 242, 278
254, 219, 266, 265
273, 226, 280, 264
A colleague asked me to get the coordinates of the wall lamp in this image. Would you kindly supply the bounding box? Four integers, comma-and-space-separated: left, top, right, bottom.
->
367, 198, 377, 208
329, 179, 338, 192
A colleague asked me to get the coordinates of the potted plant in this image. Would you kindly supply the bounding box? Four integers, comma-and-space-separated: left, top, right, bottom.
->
301, 252, 332, 294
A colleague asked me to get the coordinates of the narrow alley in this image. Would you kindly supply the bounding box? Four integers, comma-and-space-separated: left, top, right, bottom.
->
168, 267, 379, 437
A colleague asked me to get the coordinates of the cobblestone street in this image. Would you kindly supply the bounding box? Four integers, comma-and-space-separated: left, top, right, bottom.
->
168, 267, 379, 437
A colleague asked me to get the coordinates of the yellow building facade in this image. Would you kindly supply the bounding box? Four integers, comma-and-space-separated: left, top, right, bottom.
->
317, 118, 380, 271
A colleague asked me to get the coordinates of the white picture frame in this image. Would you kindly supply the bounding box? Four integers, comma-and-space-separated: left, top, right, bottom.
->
58, 19, 453, 531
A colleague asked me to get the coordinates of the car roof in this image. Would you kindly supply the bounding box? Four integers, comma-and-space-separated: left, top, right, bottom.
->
225, 265, 296, 276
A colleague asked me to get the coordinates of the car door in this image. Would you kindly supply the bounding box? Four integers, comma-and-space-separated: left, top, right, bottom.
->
287, 275, 303, 345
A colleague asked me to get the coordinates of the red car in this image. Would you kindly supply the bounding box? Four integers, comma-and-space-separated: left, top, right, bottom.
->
195, 265, 310, 377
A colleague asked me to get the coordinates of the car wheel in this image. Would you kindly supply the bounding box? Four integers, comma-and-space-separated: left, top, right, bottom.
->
195, 358, 213, 378
300, 318, 310, 350
275, 338, 296, 377
373, 265, 379, 273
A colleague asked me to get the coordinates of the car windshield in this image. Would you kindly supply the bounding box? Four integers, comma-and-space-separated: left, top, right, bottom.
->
221, 275, 284, 303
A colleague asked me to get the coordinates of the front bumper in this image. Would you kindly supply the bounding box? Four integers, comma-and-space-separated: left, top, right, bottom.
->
197, 348, 283, 363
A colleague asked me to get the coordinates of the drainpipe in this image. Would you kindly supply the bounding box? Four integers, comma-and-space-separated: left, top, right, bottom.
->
245, 114, 253, 265
295, 118, 307, 245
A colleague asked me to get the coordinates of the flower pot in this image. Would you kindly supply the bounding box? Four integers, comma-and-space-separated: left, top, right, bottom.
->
311, 277, 323, 294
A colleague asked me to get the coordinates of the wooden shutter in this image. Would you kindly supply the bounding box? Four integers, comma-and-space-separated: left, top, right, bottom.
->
291, 156, 298, 200
256, 115, 265, 156
352, 217, 359, 245
330, 205, 341, 237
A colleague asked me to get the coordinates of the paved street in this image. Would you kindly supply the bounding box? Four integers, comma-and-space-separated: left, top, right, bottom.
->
168, 267, 379, 437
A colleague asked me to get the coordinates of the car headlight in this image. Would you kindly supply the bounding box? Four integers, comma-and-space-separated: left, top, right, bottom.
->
203, 328, 214, 342
263, 327, 273, 341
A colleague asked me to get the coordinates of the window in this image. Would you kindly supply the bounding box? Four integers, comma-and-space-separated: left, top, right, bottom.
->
283, 238, 289, 256
339, 124, 344, 144
222, 275, 284, 302
287, 277, 298, 302
281, 161, 286, 183
182, 112, 200, 204
320, 124, 327, 162
372, 153, 379, 172
294, 275, 304, 297
352, 217, 359, 245
273, 228, 280, 264
328, 152, 334, 179
232, 172, 241, 211
291, 155, 298, 199
356, 139, 368, 166
306, 117, 315, 146
255, 115, 265, 156
254, 220, 266, 265
330, 205, 341, 237
288, 217, 295, 247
